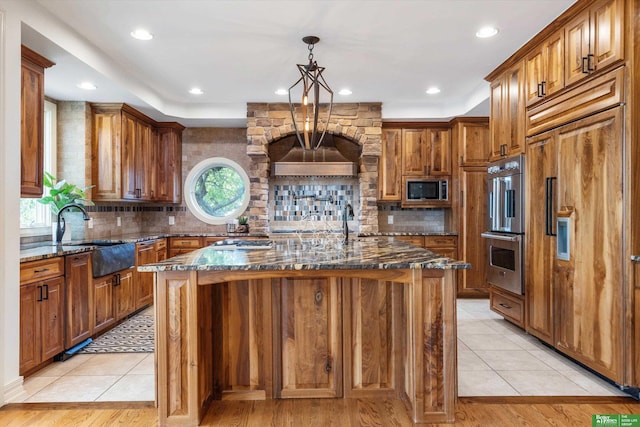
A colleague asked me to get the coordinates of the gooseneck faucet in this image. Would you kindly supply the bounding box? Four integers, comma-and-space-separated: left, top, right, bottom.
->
56, 203, 91, 243
343, 203, 354, 243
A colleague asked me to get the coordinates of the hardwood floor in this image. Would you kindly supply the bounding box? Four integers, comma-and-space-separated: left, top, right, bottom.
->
1, 397, 638, 426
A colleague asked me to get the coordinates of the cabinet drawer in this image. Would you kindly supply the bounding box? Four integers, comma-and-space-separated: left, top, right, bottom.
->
20, 257, 64, 284
169, 237, 202, 248
424, 235, 457, 248
394, 236, 424, 247
203, 236, 225, 246
490, 286, 524, 328
154, 239, 167, 251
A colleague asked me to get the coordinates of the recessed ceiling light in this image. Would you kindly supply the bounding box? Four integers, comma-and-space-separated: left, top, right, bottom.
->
476, 26, 499, 38
275, 88, 288, 96
130, 29, 153, 41
338, 88, 352, 96
425, 87, 441, 95
189, 87, 204, 95
77, 82, 97, 90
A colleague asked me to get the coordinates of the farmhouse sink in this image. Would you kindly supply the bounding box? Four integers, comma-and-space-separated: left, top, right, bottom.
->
66, 239, 126, 247
90, 242, 135, 278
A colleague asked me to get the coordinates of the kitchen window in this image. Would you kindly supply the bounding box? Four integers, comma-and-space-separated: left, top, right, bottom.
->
184, 157, 250, 225
20, 100, 56, 235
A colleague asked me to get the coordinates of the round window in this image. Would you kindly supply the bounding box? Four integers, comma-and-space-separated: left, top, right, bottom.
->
184, 158, 250, 225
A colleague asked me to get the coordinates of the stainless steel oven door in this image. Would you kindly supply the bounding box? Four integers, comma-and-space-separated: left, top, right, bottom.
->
481, 232, 523, 295
488, 174, 524, 234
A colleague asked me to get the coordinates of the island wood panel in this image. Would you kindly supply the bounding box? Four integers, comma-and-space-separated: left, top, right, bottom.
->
554, 107, 624, 383
212, 279, 271, 400
275, 277, 342, 399
401, 269, 456, 424
342, 278, 401, 398
635, 262, 640, 388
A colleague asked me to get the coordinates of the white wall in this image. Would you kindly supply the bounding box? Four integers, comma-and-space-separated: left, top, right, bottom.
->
0, 0, 24, 404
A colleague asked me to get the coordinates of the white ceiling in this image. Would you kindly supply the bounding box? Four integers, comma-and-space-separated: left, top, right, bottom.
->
22, 0, 576, 127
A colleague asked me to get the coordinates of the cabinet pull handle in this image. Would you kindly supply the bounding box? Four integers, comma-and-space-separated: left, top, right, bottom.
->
537, 83, 543, 97
499, 303, 512, 309
545, 177, 557, 236
37, 285, 43, 302
43, 284, 49, 300
581, 57, 589, 74
325, 362, 332, 373
460, 155, 464, 166
34, 268, 49, 273
541, 81, 546, 96
587, 54, 595, 71
314, 290, 323, 304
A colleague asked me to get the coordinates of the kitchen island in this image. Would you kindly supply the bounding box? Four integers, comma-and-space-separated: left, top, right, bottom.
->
139, 237, 469, 426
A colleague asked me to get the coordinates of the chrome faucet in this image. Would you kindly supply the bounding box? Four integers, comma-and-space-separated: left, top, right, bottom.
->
56, 203, 91, 243
343, 203, 354, 243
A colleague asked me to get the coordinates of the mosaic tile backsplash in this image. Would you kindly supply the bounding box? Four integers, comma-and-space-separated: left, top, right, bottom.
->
271, 183, 355, 222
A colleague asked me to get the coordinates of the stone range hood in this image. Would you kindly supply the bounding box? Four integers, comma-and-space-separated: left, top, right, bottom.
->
270, 134, 360, 177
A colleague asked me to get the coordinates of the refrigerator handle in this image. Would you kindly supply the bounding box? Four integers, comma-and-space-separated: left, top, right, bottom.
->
545, 177, 557, 236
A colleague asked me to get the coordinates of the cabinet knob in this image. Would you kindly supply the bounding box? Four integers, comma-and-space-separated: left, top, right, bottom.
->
314, 290, 323, 304
325, 361, 332, 373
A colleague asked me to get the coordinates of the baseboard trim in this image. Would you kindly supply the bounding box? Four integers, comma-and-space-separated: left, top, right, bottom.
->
3, 376, 26, 404
459, 396, 637, 404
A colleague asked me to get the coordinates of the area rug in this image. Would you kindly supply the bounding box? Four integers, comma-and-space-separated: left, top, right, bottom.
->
78, 312, 154, 353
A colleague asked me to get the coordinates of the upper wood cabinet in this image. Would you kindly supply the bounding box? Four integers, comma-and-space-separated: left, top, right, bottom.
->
20, 46, 54, 198
489, 60, 526, 161
453, 119, 490, 166
379, 128, 402, 201
156, 124, 185, 203
565, 0, 624, 87
401, 128, 451, 177
525, 30, 565, 106
91, 103, 184, 202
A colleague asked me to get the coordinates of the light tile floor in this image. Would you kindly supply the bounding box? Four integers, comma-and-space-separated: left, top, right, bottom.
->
457, 299, 629, 397
12, 299, 629, 402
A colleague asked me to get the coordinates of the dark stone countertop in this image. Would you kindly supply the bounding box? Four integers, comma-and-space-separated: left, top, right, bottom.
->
137, 237, 470, 273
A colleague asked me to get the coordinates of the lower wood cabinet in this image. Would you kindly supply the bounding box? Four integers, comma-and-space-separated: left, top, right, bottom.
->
65, 252, 93, 349
92, 273, 116, 335
19, 275, 64, 375
135, 241, 156, 310
168, 237, 203, 257
489, 285, 525, 328
113, 267, 135, 321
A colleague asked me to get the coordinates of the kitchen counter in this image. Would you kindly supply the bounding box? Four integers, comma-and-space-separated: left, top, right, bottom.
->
146, 237, 462, 426
138, 237, 468, 273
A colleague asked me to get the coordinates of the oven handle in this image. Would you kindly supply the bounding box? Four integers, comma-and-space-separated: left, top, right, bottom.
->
481, 232, 521, 242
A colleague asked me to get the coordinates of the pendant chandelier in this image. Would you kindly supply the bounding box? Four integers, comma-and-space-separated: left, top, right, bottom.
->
288, 36, 333, 151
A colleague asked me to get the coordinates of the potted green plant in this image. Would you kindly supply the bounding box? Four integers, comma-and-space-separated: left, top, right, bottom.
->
236, 216, 249, 233
37, 172, 94, 215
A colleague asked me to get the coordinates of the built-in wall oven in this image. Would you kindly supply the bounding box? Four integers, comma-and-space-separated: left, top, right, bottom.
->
482, 155, 525, 295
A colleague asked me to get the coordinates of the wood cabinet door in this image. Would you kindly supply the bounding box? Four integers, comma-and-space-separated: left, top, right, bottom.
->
379, 128, 402, 201
565, 9, 591, 86
554, 107, 623, 382
114, 268, 135, 321
525, 132, 557, 345
20, 59, 45, 197
426, 128, 451, 176
402, 129, 427, 176
489, 78, 505, 160
505, 61, 526, 157
544, 30, 565, 98
136, 121, 154, 200
93, 275, 115, 334
525, 46, 545, 106
343, 279, 399, 397
65, 253, 93, 348
92, 110, 122, 200
40, 276, 65, 361
457, 168, 488, 297
20, 283, 40, 374
155, 128, 183, 203
456, 121, 489, 166
590, 0, 624, 72
276, 277, 341, 398
122, 113, 138, 200
135, 242, 156, 309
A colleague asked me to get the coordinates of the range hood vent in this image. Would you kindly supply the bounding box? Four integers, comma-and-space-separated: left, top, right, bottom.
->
270, 134, 360, 177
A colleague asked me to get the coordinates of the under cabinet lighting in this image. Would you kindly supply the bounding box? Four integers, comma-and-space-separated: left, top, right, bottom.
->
77, 82, 97, 90
131, 29, 153, 41
189, 87, 204, 95
476, 26, 499, 38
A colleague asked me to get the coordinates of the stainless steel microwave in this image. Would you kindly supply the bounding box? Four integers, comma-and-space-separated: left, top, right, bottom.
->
405, 179, 448, 201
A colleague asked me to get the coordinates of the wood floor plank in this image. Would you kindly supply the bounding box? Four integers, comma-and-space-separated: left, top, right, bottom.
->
1, 398, 638, 426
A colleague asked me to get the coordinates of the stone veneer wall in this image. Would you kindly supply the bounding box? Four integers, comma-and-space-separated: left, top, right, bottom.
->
246, 103, 382, 234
